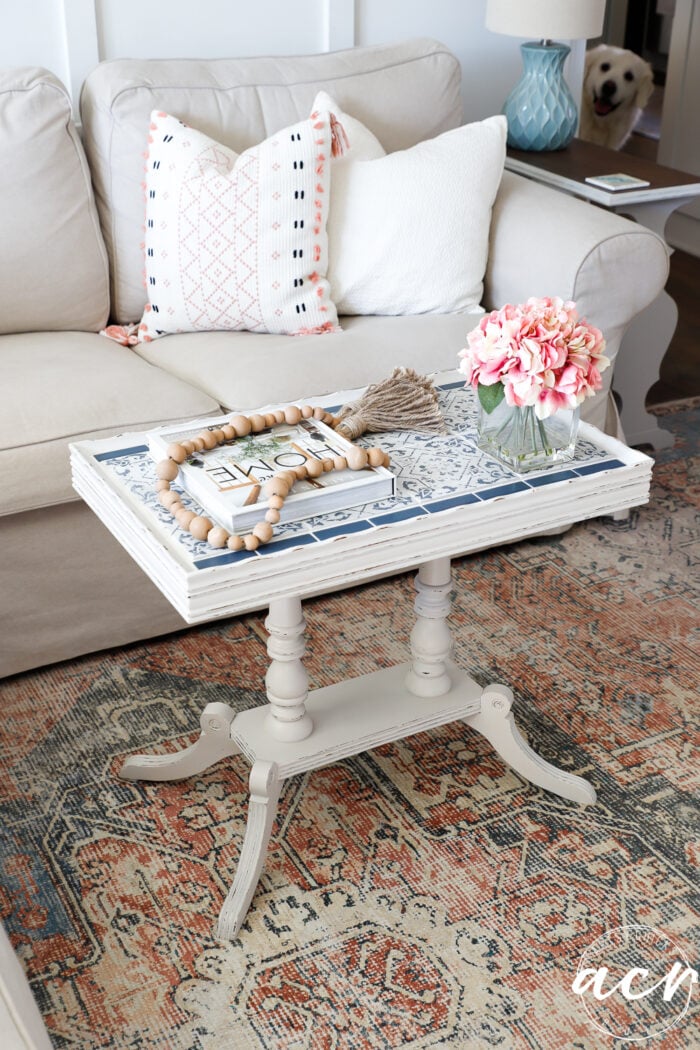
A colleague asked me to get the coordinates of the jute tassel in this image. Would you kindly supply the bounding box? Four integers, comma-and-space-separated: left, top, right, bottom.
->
334, 368, 446, 440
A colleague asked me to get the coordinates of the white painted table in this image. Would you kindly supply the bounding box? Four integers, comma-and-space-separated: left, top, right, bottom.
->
71, 374, 653, 939
506, 139, 700, 450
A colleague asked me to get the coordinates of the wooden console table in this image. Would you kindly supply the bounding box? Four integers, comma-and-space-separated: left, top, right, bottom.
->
506, 139, 700, 450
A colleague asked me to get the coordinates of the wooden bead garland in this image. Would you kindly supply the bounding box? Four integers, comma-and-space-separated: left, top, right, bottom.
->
155, 403, 391, 551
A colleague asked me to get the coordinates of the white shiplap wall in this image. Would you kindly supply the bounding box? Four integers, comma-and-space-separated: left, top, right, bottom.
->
3, 0, 586, 126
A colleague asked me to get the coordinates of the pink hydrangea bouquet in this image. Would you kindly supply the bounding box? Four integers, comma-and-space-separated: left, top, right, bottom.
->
459, 297, 609, 418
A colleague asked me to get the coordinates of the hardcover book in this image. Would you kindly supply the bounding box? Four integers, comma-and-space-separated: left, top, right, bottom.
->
147, 411, 395, 533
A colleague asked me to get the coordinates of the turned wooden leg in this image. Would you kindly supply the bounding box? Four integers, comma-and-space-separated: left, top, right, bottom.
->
464, 684, 597, 805
263, 596, 313, 742
120, 701, 240, 782
405, 557, 454, 698
217, 760, 281, 940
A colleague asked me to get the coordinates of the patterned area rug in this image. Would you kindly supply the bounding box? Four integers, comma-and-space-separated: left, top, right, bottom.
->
1, 406, 698, 1049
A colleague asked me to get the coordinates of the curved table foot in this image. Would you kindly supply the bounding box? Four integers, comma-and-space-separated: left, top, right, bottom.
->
464, 684, 597, 806
217, 761, 281, 941
120, 701, 240, 782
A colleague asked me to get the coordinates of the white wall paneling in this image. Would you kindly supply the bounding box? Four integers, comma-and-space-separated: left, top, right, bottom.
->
323, 0, 356, 51
61, 0, 99, 110
2, 0, 586, 126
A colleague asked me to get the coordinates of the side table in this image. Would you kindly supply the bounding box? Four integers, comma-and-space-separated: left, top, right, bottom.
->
506, 138, 700, 450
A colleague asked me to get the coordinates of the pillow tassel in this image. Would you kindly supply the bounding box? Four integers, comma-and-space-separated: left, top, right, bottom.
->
330, 113, 349, 158
334, 368, 446, 440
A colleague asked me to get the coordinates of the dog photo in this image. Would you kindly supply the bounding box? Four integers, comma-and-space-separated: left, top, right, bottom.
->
580, 43, 655, 150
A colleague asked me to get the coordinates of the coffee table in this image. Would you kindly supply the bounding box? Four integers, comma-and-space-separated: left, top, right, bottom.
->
70, 372, 653, 939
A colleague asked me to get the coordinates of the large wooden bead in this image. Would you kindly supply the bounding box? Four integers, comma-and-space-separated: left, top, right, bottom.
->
273, 410, 285, 424
264, 477, 289, 498
189, 515, 213, 540
157, 459, 179, 481
207, 526, 229, 548
253, 521, 274, 543
268, 495, 284, 510
201, 431, 218, 450
293, 464, 308, 480
227, 535, 245, 551
211, 428, 226, 444
312, 406, 325, 420
300, 405, 313, 418
347, 447, 369, 470
230, 414, 252, 437
265, 508, 281, 524
367, 447, 385, 467
180, 440, 195, 455
191, 437, 205, 452
284, 405, 302, 425
167, 442, 188, 464
159, 489, 180, 509
176, 509, 196, 530
306, 458, 323, 478
249, 414, 267, 432
244, 534, 260, 551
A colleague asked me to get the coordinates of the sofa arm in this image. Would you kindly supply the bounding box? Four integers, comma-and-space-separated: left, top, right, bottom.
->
485, 171, 669, 433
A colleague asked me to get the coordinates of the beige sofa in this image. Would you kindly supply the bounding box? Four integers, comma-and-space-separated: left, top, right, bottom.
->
0, 38, 669, 679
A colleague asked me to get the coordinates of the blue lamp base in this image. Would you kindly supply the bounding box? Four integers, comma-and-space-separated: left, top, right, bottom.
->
503, 42, 578, 151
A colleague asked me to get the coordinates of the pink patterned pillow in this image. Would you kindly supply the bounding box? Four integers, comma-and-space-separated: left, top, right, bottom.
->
138, 110, 342, 341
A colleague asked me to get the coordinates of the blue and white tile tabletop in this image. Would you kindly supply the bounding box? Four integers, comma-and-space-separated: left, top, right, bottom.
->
87, 377, 633, 573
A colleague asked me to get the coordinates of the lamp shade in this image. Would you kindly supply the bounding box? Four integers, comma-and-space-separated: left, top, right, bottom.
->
486, 0, 606, 41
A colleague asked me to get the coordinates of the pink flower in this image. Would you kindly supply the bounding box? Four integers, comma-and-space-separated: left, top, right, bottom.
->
458, 297, 608, 419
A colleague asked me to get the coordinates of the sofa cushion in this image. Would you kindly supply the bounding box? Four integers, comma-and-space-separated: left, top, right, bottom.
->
80, 39, 463, 324
138, 109, 339, 341
0, 333, 219, 516
328, 116, 507, 315
0, 68, 109, 335
131, 313, 481, 410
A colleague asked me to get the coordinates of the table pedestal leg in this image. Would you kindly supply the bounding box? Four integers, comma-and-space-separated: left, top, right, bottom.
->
263, 597, 313, 742
120, 702, 240, 782
464, 684, 597, 805
405, 557, 453, 697
217, 761, 281, 940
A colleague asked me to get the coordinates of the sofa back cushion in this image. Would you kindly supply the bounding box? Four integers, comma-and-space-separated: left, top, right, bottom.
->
0, 68, 109, 334
80, 38, 463, 324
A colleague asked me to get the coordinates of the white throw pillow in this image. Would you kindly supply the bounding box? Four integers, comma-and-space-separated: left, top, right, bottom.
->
327, 115, 507, 316
311, 91, 386, 163
138, 110, 340, 341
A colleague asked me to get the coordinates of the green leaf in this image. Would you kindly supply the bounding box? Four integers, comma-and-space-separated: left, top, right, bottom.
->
478, 382, 505, 414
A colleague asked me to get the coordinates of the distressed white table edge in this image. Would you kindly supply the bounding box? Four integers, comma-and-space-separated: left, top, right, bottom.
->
72, 378, 653, 940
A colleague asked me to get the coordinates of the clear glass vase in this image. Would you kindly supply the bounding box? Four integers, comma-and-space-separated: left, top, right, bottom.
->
477, 400, 580, 474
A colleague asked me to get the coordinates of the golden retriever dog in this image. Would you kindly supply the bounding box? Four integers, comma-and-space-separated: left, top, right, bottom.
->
580, 44, 654, 150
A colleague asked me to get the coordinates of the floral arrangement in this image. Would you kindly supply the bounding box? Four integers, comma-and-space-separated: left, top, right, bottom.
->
458, 297, 609, 419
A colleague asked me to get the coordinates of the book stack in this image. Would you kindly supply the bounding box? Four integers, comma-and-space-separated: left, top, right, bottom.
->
147, 411, 395, 533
